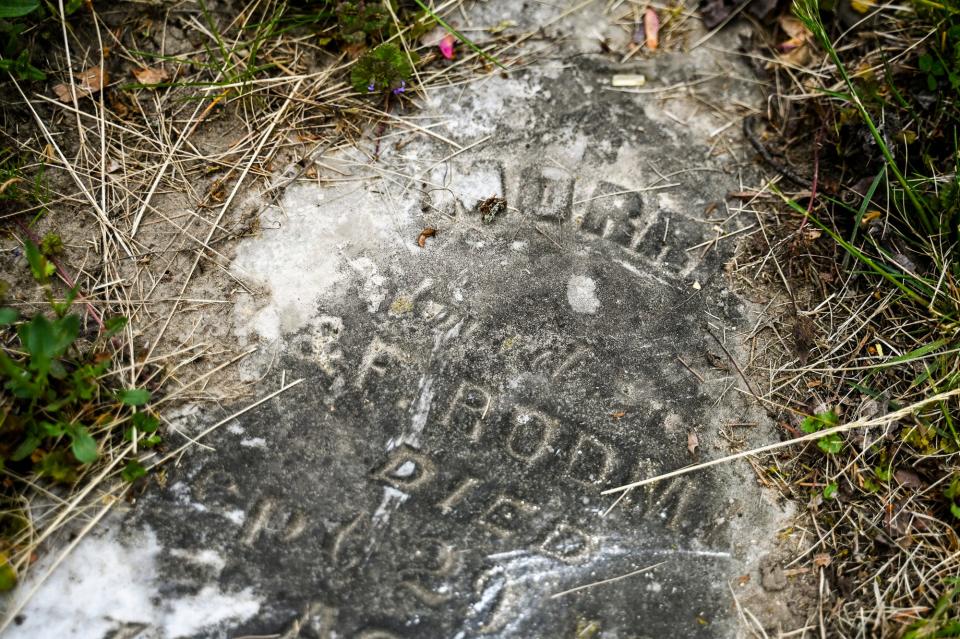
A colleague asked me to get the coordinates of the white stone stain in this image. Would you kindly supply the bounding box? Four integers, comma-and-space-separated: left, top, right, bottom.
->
7, 525, 261, 639
393, 460, 417, 477
566, 275, 600, 314
348, 256, 387, 313
391, 319, 464, 452
453, 540, 733, 637
231, 182, 411, 343
427, 73, 543, 139
371, 486, 410, 528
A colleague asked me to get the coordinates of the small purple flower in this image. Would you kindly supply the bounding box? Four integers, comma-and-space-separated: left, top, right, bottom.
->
367, 82, 376, 92
392, 80, 406, 95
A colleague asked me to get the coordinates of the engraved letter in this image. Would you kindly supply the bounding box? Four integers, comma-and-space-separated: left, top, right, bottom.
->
505, 407, 558, 464
566, 434, 618, 486
518, 166, 574, 220
443, 381, 492, 441
372, 446, 437, 491
355, 336, 413, 389
580, 181, 645, 249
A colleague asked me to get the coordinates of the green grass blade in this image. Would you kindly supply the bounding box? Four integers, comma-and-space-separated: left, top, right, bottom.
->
781, 194, 931, 308
885, 338, 951, 365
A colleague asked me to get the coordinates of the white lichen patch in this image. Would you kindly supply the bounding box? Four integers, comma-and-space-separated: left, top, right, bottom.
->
7, 524, 260, 639
231, 182, 414, 343
348, 256, 388, 313
566, 275, 600, 314
427, 73, 543, 139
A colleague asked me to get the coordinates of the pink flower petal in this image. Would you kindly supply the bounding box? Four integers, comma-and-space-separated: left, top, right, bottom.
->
644, 8, 660, 51
439, 34, 456, 60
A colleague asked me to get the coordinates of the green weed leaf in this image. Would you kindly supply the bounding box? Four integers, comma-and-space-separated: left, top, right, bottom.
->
117, 388, 151, 406
140, 434, 161, 448
68, 426, 97, 464
0, 555, 15, 592
823, 482, 838, 499
39, 233, 62, 257
40, 421, 65, 437
102, 316, 127, 338
801, 410, 838, 433
817, 433, 843, 455
36, 450, 77, 482
0, 308, 16, 324
18, 313, 79, 376
121, 460, 147, 483
71, 362, 105, 401
350, 43, 415, 94
24, 240, 54, 283
10, 435, 40, 462
131, 412, 159, 433
0, 0, 40, 19
51, 286, 78, 317
0, 350, 36, 398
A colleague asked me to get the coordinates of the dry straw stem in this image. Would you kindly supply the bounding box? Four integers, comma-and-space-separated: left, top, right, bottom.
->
549, 561, 667, 599
603, 387, 960, 495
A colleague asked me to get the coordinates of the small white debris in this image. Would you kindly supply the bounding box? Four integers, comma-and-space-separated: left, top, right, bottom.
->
611, 74, 646, 87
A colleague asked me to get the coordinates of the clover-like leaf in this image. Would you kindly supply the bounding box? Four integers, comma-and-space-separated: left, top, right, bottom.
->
117, 388, 151, 406
69, 426, 97, 464
121, 460, 147, 483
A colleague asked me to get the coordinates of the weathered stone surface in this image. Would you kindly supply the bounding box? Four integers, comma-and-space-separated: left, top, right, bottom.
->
7, 4, 792, 638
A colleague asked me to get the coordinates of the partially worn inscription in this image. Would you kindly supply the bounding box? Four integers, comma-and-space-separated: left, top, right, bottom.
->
140, 237, 748, 637
132, 58, 764, 639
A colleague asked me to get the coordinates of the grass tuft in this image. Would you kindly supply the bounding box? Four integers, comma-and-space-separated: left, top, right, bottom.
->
737, 0, 960, 631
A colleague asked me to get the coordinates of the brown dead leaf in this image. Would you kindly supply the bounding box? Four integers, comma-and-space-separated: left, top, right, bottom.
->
780, 16, 811, 40
207, 180, 227, 204
417, 227, 436, 248
705, 350, 729, 371
777, 17, 813, 66
52, 84, 71, 103
609, 410, 627, 421
813, 553, 831, 568
794, 315, 816, 365
79, 66, 107, 92
736, 574, 751, 586
687, 430, 700, 459
894, 469, 924, 489
132, 66, 170, 86
54, 65, 108, 103
108, 93, 129, 118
